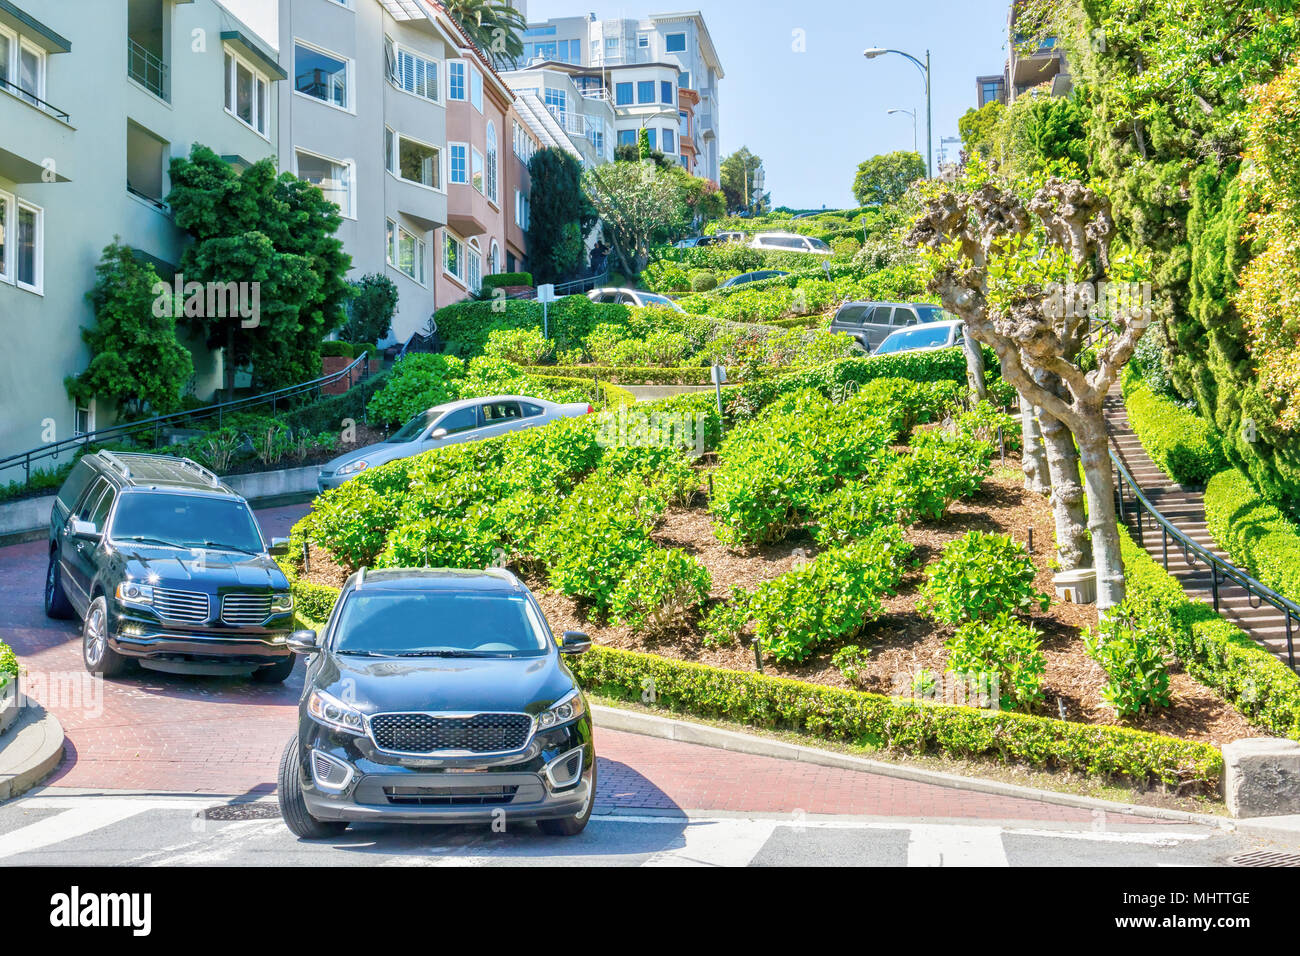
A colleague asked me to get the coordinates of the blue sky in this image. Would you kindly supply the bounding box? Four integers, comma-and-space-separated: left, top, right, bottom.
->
530, 0, 1013, 208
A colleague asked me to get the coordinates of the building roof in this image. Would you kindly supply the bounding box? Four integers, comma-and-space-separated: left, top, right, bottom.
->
648, 11, 724, 79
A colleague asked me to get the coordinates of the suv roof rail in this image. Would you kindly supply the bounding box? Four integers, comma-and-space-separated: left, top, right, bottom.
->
175, 457, 221, 487
98, 450, 133, 478
357, 566, 366, 589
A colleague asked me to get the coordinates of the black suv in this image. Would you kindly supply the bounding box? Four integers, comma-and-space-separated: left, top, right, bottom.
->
44, 451, 296, 682
277, 567, 595, 838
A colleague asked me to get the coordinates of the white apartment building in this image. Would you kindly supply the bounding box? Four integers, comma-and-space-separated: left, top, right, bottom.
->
501, 63, 615, 168
513, 11, 723, 181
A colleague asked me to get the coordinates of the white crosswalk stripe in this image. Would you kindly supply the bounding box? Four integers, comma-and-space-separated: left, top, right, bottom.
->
907, 824, 1009, 867
0, 803, 156, 860
641, 818, 779, 867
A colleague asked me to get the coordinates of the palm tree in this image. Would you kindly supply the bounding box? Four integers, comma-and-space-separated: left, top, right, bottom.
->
443, 0, 526, 69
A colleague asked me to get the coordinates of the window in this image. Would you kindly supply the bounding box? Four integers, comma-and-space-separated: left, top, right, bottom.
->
74, 402, 94, 438
444, 230, 466, 283
470, 66, 483, 112
637, 33, 649, 49
637, 80, 654, 104
513, 121, 536, 162
665, 33, 686, 53
295, 41, 349, 109
0, 191, 8, 284
387, 39, 440, 102
662, 128, 675, 153
615, 82, 632, 106
661, 80, 673, 104
386, 128, 442, 189
448, 60, 466, 99
471, 147, 484, 194
295, 149, 353, 217
489, 239, 500, 275
646, 128, 657, 151
449, 143, 468, 184
224, 51, 270, 136
679, 71, 690, 89
679, 110, 689, 136
387, 219, 426, 284
467, 239, 482, 292
1, 30, 45, 106
605, 37, 619, 53
437, 407, 478, 434
544, 87, 567, 116
0, 191, 41, 293
617, 129, 636, 147
514, 189, 530, 230
485, 122, 498, 204
126, 121, 168, 206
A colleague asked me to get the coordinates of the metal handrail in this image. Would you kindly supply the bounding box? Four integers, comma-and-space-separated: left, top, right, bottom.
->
0, 353, 372, 487
553, 270, 609, 296
0, 77, 70, 122
127, 38, 168, 99
1109, 443, 1299, 671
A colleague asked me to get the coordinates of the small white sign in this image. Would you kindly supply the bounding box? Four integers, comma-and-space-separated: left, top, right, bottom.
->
710, 364, 727, 385
536, 283, 557, 303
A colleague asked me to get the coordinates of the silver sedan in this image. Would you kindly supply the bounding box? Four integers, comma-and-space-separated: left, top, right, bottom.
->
317, 394, 592, 491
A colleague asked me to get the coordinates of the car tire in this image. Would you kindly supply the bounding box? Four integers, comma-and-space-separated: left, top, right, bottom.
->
82, 595, 128, 677
44, 550, 75, 620
252, 655, 295, 684
278, 734, 348, 840
537, 759, 596, 837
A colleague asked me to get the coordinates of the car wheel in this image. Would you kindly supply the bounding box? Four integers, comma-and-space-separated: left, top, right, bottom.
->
278, 734, 348, 840
82, 595, 128, 677
252, 655, 296, 684
44, 550, 74, 620
537, 759, 596, 837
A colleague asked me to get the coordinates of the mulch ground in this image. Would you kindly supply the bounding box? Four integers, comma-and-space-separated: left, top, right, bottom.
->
301, 453, 1260, 747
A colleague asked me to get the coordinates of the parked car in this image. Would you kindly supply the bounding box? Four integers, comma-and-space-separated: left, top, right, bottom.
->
714, 230, 747, 243
673, 237, 703, 249
720, 269, 789, 289
748, 232, 833, 255
277, 566, 596, 838
586, 287, 686, 313
871, 319, 966, 357
318, 395, 591, 492
828, 300, 955, 352
44, 451, 296, 681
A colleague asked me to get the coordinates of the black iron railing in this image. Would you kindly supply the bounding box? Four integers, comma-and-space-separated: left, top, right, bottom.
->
0, 353, 372, 488
1110, 445, 1299, 671
0, 77, 70, 122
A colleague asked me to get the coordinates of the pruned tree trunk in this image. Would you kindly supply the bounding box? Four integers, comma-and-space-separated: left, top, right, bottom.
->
1020, 399, 1050, 496
1075, 421, 1126, 611
1035, 370, 1090, 571
963, 326, 986, 401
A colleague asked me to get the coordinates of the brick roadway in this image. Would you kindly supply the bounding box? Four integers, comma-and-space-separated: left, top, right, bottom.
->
2, 504, 1158, 824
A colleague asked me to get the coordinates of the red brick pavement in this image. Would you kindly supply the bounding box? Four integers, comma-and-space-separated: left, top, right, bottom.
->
1, 504, 1170, 824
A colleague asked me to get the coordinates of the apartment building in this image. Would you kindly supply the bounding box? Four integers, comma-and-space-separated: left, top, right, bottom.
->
975, 1, 1070, 107
512, 11, 723, 182
501, 63, 615, 168
0, 0, 281, 459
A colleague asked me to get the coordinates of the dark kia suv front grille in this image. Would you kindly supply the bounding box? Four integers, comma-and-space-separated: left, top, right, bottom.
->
383, 785, 519, 806
369, 713, 533, 754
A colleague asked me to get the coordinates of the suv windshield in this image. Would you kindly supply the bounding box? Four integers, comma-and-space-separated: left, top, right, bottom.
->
639, 293, 676, 308
387, 409, 442, 443
916, 305, 953, 324
334, 591, 549, 657
875, 324, 955, 355
111, 492, 265, 554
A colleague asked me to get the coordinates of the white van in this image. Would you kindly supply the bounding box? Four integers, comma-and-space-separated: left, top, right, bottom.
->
748, 232, 833, 255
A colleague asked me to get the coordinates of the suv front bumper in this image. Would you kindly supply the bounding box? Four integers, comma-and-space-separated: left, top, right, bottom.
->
110, 606, 292, 667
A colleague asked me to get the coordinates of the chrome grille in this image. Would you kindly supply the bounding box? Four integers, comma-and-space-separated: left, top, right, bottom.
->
369, 713, 533, 755
153, 587, 210, 624
221, 592, 273, 626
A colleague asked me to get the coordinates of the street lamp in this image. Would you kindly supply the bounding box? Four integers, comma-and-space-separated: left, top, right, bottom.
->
887, 107, 917, 154
865, 47, 932, 178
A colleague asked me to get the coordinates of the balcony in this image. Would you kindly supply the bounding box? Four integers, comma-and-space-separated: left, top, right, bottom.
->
0, 81, 74, 183
128, 37, 168, 99
546, 105, 586, 136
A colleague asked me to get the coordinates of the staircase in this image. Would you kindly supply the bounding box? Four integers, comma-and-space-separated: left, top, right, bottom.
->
1104, 386, 1299, 667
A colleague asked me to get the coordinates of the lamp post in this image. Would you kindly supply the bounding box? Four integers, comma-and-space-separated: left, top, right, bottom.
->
887, 107, 917, 154
865, 47, 932, 178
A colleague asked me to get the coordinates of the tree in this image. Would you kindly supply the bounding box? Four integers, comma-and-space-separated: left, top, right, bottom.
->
167, 145, 351, 398
720, 147, 768, 214
65, 240, 193, 420
614, 143, 674, 169
444, 0, 526, 69
958, 101, 1005, 160
342, 273, 399, 345
584, 161, 695, 276
909, 178, 1149, 610
525, 147, 593, 284
852, 151, 926, 206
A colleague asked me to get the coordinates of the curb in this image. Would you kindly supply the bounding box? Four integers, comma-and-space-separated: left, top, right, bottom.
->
0, 699, 66, 802
591, 704, 1244, 832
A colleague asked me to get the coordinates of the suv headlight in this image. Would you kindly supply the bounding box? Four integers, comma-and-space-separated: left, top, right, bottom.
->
307, 689, 367, 736
336, 459, 369, 476
270, 591, 294, 613
536, 689, 585, 730
116, 582, 154, 605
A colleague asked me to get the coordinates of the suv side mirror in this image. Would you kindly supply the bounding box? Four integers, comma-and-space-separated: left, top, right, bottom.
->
286, 629, 319, 654
559, 631, 591, 655
427, 428, 448, 441
69, 518, 101, 541
268, 537, 290, 557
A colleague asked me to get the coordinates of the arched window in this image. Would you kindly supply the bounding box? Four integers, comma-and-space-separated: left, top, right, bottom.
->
485, 121, 498, 203
467, 237, 483, 293
489, 239, 500, 275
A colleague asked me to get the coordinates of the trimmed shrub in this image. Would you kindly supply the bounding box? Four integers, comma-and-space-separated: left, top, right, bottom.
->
319, 340, 356, 358
690, 270, 719, 292
1084, 609, 1173, 718
609, 548, 713, 635
1122, 365, 1227, 485
480, 271, 533, 291
1205, 467, 1300, 603
919, 531, 1049, 625
945, 613, 1047, 712
483, 327, 553, 365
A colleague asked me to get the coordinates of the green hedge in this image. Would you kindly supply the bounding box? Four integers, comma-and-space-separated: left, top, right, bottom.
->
552, 366, 714, 385
0, 641, 17, 680
1204, 468, 1300, 604
571, 645, 1222, 789
1119, 526, 1300, 739
481, 272, 533, 291
1122, 366, 1227, 485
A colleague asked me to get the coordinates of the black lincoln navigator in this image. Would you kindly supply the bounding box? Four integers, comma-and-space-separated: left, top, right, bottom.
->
44, 451, 296, 681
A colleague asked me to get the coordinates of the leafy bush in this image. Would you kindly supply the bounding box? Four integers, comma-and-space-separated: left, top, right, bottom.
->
483, 327, 554, 365
945, 613, 1047, 712
1122, 365, 1227, 485
919, 531, 1048, 625
690, 270, 718, 292
1084, 609, 1172, 718
609, 548, 713, 635
831, 644, 870, 685
1204, 467, 1300, 603
0, 641, 17, 680
366, 354, 465, 427
480, 271, 533, 291
319, 340, 357, 358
